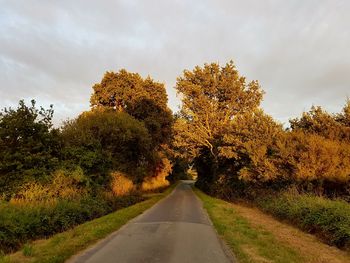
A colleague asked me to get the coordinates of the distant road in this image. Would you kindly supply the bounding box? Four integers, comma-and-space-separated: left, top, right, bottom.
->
69, 181, 233, 263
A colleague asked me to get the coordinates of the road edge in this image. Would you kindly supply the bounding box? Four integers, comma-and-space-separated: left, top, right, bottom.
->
191, 185, 237, 263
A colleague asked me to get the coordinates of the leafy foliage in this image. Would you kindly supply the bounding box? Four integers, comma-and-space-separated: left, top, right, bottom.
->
1, 62, 349, 255
277, 132, 350, 185
290, 104, 350, 142
90, 69, 168, 112
110, 172, 135, 197
0, 100, 60, 195
174, 61, 350, 200
257, 192, 350, 248
10, 168, 89, 204
141, 157, 171, 191
61, 109, 153, 184
130, 98, 173, 146
0, 69, 175, 256
90, 70, 173, 146
174, 61, 263, 158
0, 193, 143, 253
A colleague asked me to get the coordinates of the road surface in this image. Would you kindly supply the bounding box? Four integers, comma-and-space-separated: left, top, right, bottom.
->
69, 181, 233, 263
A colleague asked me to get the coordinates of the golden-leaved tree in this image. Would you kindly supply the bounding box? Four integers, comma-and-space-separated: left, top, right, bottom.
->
174, 61, 283, 194
174, 61, 263, 157
290, 100, 350, 142
90, 69, 173, 146
285, 100, 350, 195
90, 69, 168, 112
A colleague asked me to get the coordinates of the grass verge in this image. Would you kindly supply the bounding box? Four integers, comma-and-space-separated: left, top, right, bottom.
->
195, 188, 350, 263
0, 184, 176, 263
0, 194, 143, 253
195, 188, 305, 263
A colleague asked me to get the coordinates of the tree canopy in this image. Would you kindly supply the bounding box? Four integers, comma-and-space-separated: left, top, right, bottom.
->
174, 61, 263, 158
290, 101, 350, 142
90, 69, 173, 146
1, 61, 349, 200
61, 109, 152, 184
90, 69, 168, 113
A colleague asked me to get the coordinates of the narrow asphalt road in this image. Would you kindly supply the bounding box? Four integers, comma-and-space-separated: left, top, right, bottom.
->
69, 181, 233, 263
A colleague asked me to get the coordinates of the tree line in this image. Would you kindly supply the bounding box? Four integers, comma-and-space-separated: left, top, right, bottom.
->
0, 70, 174, 200
173, 61, 350, 200
0, 70, 177, 253
1, 60, 349, 201
1, 60, 349, 252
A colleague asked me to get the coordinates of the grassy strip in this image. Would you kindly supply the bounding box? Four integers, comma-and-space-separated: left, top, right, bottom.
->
257, 192, 350, 248
0, 184, 176, 263
194, 188, 304, 263
0, 195, 143, 253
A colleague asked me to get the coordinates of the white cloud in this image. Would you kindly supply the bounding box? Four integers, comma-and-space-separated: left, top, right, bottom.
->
0, 0, 349, 126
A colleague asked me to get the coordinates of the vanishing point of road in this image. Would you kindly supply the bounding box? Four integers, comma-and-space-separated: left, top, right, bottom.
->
70, 180, 233, 263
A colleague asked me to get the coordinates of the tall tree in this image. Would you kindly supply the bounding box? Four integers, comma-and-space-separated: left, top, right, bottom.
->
90, 69, 168, 113
90, 69, 172, 145
174, 61, 263, 158
174, 61, 265, 190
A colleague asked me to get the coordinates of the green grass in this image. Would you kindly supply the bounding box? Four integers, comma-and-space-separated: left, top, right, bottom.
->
194, 188, 304, 263
22, 244, 33, 257
0, 184, 176, 263
0, 194, 143, 253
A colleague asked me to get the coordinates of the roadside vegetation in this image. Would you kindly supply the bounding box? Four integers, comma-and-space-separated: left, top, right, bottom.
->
0, 71, 183, 255
195, 188, 350, 263
173, 61, 350, 250
1, 60, 349, 259
257, 191, 350, 248
0, 185, 176, 263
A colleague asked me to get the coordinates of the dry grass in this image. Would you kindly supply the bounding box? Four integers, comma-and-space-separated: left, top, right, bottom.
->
231, 202, 350, 263
141, 158, 171, 191
9, 169, 86, 206
110, 172, 135, 196
241, 245, 273, 263
195, 188, 303, 263
195, 188, 350, 263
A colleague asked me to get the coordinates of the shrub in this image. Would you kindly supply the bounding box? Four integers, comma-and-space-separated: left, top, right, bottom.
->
257, 192, 350, 248
110, 172, 135, 196
0, 100, 60, 196
10, 168, 89, 205
290, 102, 350, 142
61, 109, 153, 184
276, 131, 350, 196
0, 193, 143, 254
141, 158, 171, 192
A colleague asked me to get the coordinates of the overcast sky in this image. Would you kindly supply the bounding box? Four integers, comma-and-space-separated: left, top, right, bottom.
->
1, 0, 349, 126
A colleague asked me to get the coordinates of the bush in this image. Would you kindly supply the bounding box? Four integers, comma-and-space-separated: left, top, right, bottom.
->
257, 192, 350, 249
276, 131, 350, 197
0, 193, 144, 254
61, 109, 153, 184
10, 168, 89, 205
141, 157, 171, 192
290, 102, 350, 142
110, 172, 135, 196
0, 100, 60, 196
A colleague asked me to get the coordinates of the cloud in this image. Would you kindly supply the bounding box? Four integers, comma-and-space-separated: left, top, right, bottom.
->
1, 0, 349, 126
